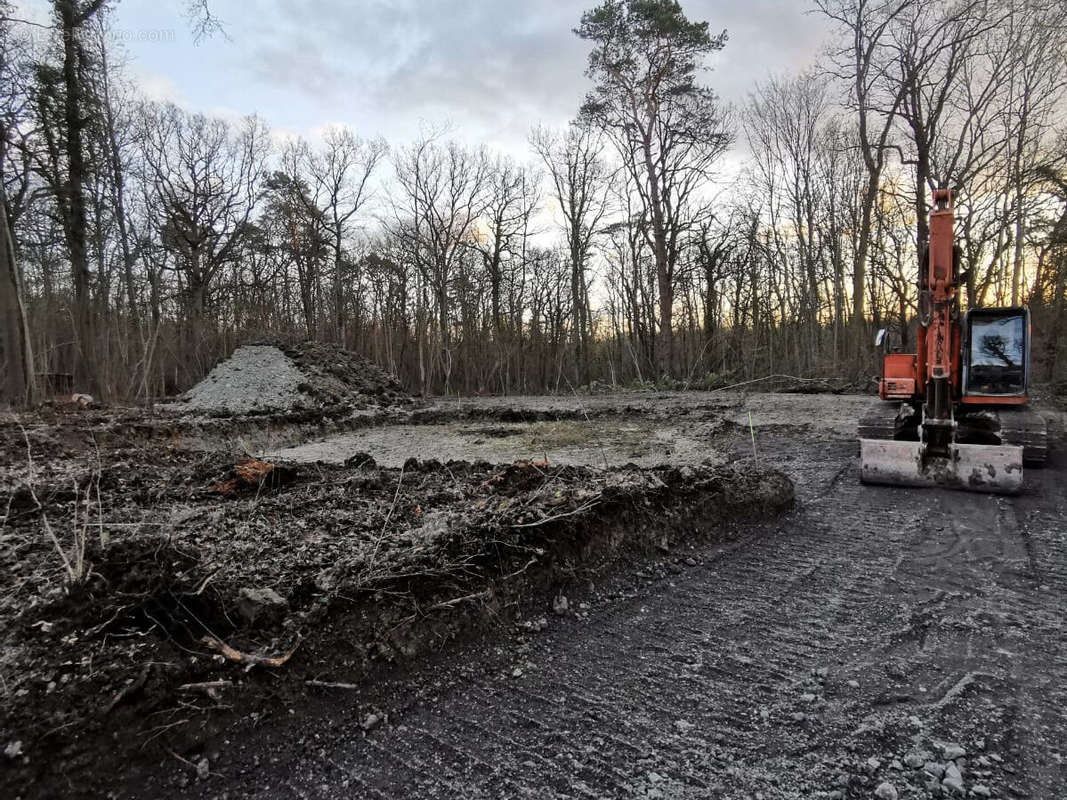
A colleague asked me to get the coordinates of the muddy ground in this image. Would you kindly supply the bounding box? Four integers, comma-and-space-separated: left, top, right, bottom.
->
3, 390, 1066, 799
266, 392, 872, 468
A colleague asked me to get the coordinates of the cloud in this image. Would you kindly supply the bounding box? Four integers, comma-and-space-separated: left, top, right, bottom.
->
221, 0, 588, 156
104, 0, 832, 158
130, 67, 183, 104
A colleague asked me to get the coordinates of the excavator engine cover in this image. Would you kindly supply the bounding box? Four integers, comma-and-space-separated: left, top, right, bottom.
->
860, 439, 1023, 494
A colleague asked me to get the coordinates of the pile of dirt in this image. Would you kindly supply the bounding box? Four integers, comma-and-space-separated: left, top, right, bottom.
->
280, 340, 409, 407
178, 342, 409, 416
0, 435, 792, 798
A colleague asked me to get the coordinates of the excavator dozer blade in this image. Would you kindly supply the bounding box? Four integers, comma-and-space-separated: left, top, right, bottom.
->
859, 440, 1023, 494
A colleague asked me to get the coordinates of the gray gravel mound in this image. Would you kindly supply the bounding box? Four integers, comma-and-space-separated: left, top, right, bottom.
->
178, 343, 410, 416
182, 345, 311, 415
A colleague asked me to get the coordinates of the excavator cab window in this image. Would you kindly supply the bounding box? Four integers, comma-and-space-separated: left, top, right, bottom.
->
963, 309, 1028, 396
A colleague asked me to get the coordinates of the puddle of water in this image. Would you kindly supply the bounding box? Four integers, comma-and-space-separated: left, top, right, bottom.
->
266, 418, 727, 469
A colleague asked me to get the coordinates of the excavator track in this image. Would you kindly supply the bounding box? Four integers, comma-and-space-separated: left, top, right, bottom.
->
998, 408, 1048, 467
860, 401, 1047, 465
859, 400, 1031, 494
857, 400, 903, 443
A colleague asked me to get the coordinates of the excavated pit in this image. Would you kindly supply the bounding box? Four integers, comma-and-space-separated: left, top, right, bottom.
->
0, 402, 793, 800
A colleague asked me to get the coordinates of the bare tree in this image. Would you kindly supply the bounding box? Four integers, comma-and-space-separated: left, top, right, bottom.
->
33, 0, 110, 393
138, 103, 268, 376
577, 0, 731, 376
887, 1, 1004, 248
469, 153, 540, 384
996, 0, 1067, 304
746, 71, 833, 366
305, 127, 387, 344
390, 130, 490, 393
89, 15, 140, 324
0, 3, 36, 405
816, 0, 914, 356
531, 122, 613, 384
262, 161, 328, 339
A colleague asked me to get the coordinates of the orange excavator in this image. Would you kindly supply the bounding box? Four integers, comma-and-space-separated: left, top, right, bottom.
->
858, 189, 1047, 494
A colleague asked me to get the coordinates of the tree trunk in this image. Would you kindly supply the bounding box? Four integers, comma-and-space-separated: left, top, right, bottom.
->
98, 26, 137, 323
853, 169, 880, 358
569, 246, 586, 385
1, 198, 36, 405
58, 0, 95, 392
333, 231, 345, 344
1011, 183, 1025, 305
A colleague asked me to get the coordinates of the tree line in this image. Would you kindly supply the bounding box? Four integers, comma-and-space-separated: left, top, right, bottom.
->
2, 0, 1067, 405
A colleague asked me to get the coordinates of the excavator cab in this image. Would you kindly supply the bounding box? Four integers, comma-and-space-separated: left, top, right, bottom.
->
961, 308, 1029, 399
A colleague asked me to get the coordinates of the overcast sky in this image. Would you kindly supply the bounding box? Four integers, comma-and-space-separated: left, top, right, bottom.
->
15, 0, 831, 158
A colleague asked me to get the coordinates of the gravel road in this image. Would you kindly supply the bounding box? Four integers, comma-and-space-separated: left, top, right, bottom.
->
126, 401, 1067, 800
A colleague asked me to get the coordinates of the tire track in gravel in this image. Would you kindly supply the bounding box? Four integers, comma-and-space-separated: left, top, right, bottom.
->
129, 431, 1067, 800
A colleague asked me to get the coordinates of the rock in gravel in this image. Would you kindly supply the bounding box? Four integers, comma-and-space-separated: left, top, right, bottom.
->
971, 784, 991, 798
236, 587, 288, 626
847, 679, 860, 689
361, 712, 382, 732
4, 740, 22, 759
552, 594, 569, 615
924, 762, 947, 779
904, 752, 926, 769
942, 762, 965, 795
801, 692, 817, 703
674, 720, 694, 733
196, 758, 210, 780
940, 742, 967, 760
874, 781, 898, 800
866, 757, 882, 773
889, 759, 903, 771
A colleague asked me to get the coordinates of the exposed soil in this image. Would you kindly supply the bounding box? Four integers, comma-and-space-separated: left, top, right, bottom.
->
0, 396, 791, 800
3, 391, 1065, 800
